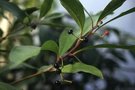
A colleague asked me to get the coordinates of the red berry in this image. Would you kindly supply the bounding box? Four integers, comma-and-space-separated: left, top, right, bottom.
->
104, 31, 110, 36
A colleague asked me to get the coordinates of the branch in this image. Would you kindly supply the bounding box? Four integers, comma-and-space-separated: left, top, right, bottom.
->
11, 73, 41, 85
11, 66, 55, 85
62, 39, 82, 59
0, 37, 7, 43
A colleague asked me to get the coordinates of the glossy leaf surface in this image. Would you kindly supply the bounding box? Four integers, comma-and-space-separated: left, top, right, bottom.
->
41, 40, 58, 54
62, 62, 103, 79
60, 0, 85, 30
9, 46, 41, 68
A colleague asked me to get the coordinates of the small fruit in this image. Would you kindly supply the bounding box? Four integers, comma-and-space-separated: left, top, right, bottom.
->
104, 30, 110, 36
56, 69, 61, 74
68, 29, 73, 34
54, 63, 60, 69
55, 80, 61, 85
100, 21, 103, 24
83, 36, 88, 42
30, 23, 37, 29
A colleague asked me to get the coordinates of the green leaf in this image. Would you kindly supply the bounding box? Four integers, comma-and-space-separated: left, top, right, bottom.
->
75, 44, 135, 54
58, 27, 80, 56
40, 0, 53, 18
118, 7, 135, 17
62, 62, 103, 79
0, 0, 26, 20
60, 0, 85, 30
45, 13, 64, 20
82, 12, 102, 36
98, 0, 126, 21
41, 40, 59, 54
9, 46, 41, 69
38, 65, 53, 74
110, 49, 127, 62
0, 82, 21, 90
24, 7, 38, 15
58, 12, 102, 56
22, 63, 37, 70
101, 7, 135, 26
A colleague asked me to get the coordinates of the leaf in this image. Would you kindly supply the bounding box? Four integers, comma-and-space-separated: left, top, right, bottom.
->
62, 62, 103, 79
0, 0, 26, 20
9, 46, 41, 69
102, 7, 135, 26
118, 7, 135, 17
58, 27, 80, 56
98, 0, 126, 21
24, 7, 38, 15
45, 13, 64, 20
58, 12, 102, 56
109, 49, 127, 62
75, 44, 135, 54
0, 82, 21, 90
22, 63, 37, 70
82, 12, 102, 36
60, 0, 85, 30
40, 0, 53, 18
38, 65, 53, 74
41, 40, 59, 54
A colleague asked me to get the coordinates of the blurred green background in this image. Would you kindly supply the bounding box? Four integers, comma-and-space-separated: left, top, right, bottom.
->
0, 0, 135, 90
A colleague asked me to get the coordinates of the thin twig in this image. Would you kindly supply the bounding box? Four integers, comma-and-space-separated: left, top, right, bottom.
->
84, 7, 93, 29
93, 16, 118, 33
0, 37, 7, 43
73, 55, 82, 63
60, 73, 64, 81
11, 66, 54, 85
62, 39, 82, 59
11, 73, 41, 85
